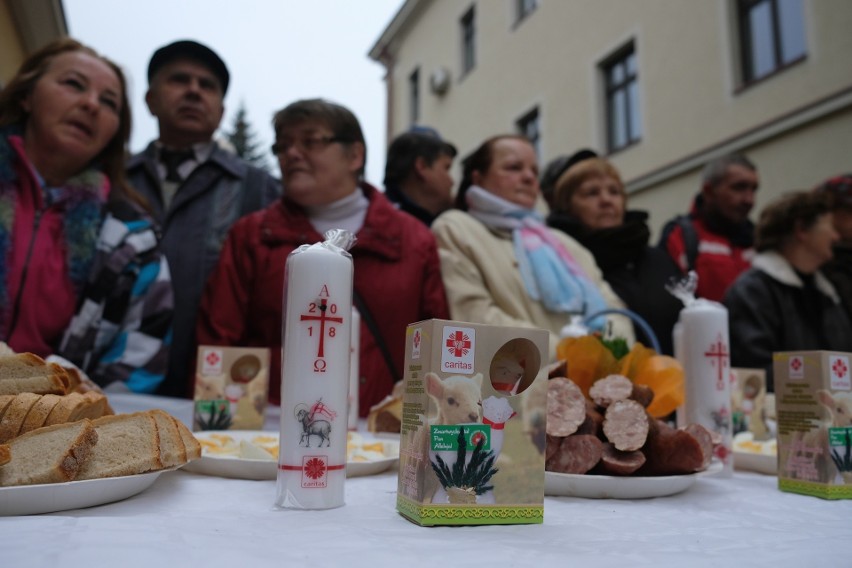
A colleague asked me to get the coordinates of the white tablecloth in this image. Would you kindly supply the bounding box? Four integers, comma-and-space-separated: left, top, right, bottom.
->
2, 395, 850, 567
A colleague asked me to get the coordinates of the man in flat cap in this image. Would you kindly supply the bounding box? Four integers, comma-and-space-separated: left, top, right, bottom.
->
126, 40, 280, 396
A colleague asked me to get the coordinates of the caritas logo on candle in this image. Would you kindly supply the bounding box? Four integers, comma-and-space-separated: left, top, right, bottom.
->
201, 347, 224, 375
441, 326, 475, 374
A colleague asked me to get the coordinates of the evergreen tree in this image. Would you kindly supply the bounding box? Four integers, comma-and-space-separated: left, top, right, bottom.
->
225, 101, 270, 171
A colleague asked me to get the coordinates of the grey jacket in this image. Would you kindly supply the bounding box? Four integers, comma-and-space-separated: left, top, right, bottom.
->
126, 142, 280, 396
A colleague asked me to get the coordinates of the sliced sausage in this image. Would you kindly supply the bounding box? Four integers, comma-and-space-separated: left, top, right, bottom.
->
545, 434, 563, 462
630, 384, 655, 408
637, 419, 706, 476
602, 399, 649, 452
546, 434, 603, 475
546, 377, 586, 437
589, 374, 633, 408
575, 400, 604, 437
683, 423, 714, 470
595, 442, 647, 476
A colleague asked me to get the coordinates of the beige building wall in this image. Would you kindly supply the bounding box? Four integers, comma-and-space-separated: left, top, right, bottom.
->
370, 0, 852, 237
0, 0, 68, 85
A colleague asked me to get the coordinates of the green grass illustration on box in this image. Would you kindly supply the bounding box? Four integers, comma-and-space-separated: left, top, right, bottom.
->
430, 426, 498, 504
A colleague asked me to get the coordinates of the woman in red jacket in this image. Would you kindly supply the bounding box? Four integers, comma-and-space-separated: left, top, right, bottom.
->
197, 99, 449, 416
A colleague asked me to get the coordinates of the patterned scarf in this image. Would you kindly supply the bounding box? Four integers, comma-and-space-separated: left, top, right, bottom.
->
0, 125, 108, 334
465, 185, 609, 324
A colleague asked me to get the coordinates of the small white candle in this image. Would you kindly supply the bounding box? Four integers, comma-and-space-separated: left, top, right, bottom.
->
348, 307, 360, 431
676, 299, 733, 476
275, 230, 354, 509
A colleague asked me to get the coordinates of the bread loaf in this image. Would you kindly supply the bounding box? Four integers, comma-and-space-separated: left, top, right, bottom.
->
0, 419, 98, 486
0, 353, 69, 396
150, 410, 187, 468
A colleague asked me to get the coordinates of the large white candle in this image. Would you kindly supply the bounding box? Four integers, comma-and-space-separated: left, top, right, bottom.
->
348, 307, 360, 431
676, 299, 733, 476
275, 230, 354, 509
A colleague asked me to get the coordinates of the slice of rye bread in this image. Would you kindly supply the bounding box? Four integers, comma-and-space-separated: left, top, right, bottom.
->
0, 443, 9, 466
0, 419, 98, 486
0, 393, 41, 443
171, 415, 201, 461
76, 412, 163, 480
19, 394, 63, 435
0, 353, 69, 396
150, 410, 187, 467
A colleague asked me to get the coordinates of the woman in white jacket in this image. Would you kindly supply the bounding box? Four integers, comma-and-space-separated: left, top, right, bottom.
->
431, 135, 632, 360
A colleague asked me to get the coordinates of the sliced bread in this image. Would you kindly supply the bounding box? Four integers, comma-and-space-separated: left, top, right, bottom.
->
0, 443, 9, 466
0, 395, 14, 422
0, 419, 98, 486
67, 391, 112, 422
0, 392, 41, 443
171, 416, 201, 461
150, 410, 186, 468
76, 412, 163, 480
0, 353, 69, 396
19, 394, 63, 436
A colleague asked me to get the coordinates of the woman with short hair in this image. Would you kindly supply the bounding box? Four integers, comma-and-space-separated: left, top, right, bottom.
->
723, 191, 852, 390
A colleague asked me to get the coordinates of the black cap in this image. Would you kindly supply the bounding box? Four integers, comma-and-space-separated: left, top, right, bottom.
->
541, 148, 598, 194
147, 40, 230, 94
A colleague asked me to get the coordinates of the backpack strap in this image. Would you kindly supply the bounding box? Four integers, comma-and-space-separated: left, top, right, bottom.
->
353, 289, 401, 384
659, 215, 700, 273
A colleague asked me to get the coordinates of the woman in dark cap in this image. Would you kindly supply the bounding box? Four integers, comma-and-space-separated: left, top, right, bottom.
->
723, 191, 852, 390
545, 152, 682, 354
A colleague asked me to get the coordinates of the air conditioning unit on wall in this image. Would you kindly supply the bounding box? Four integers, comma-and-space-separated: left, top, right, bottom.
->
429, 67, 451, 96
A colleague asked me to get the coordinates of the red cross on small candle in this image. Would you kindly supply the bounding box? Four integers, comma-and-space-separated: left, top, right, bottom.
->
414, 330, 421, 349
833, 358, 848, 379
446, 331, 471, 357
300, 298, 344, 358
791, 357, 803, 372
704, 334, 729, 390
205, 351, 220, 366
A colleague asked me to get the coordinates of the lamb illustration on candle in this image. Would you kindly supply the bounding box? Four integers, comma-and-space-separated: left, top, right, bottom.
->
295, 399, 338, 448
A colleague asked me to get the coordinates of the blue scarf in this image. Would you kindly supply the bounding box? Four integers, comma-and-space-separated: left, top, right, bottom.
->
465, 186, 608, 326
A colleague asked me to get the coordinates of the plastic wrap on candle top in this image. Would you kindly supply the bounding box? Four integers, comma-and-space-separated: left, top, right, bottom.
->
669, 272, 733, 476
275, 229, 355, 510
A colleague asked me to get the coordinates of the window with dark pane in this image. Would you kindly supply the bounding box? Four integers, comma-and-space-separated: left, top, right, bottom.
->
602, 44, 641, 153
409, 68, 420, 127
517, 107, 541, 158
516, 0, 538, 24
461, 7, 476, 75
738, 0, 806, 84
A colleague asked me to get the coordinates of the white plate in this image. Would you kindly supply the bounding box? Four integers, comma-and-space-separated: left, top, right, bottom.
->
545, 461, 723, 499
183, 431, 400, 480
0, 469, 171, 516
734, 451, 777, 475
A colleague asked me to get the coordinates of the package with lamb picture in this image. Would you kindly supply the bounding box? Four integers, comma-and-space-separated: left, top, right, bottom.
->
396, 319, 548, 526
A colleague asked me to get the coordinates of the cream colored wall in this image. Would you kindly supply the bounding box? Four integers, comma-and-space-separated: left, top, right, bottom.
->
379, 0, 852, 234
0, 1, 26, 85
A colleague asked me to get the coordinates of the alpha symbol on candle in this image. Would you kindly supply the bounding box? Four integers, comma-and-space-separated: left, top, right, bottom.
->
300, 294, 344, 360
703, 334, 729, 390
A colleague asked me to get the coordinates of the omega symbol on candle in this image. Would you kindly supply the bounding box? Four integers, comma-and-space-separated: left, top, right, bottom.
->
300, 286, 344, 372
703, 333, 729, 390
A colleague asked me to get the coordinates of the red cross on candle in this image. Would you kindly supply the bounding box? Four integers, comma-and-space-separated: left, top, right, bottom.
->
205, 351, 220, 366
704, 334, 729, 390
446, 330, 471, 357
833, 358, 848, 379
300, 298, 344, 358
791, 357, 803, 372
